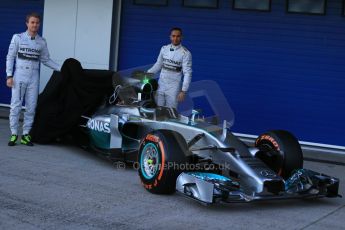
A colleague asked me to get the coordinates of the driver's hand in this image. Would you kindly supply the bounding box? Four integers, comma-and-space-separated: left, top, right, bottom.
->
6, 77, 14, 88
116, 100, 125, 105
177, 91, 186, 102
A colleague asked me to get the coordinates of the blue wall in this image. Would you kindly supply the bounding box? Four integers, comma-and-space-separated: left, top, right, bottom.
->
118, 0, 345, 147
0, 0, 45, 105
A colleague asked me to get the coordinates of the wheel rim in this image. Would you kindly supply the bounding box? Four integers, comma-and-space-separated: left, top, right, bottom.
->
257, 141, 284, 176
140, 143, 160, 180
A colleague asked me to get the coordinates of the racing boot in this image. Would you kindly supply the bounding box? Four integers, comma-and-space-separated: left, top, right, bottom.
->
8, 134, 18, 146
21, 134, 34, 146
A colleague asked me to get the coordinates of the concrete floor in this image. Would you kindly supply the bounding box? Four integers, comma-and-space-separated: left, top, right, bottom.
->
0, 119, 344, 230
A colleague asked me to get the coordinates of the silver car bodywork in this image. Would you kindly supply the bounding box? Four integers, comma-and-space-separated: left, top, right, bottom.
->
80, 65, 340, 204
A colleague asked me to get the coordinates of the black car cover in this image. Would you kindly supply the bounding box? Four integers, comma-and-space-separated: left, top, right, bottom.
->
30, 58, 114, 143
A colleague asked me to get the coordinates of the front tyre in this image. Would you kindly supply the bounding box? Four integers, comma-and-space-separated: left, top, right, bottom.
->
255, 130, 303, 179
138, 130, 189, 194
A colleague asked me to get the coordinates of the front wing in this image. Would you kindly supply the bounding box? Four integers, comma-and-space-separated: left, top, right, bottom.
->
176, 169, 340, 204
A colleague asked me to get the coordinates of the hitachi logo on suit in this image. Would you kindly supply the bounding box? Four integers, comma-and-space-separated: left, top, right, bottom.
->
162, 58, 181, 66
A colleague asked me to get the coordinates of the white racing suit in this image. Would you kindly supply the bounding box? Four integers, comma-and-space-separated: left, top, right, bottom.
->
148, 44, 192, 109
6, 31, 61, 135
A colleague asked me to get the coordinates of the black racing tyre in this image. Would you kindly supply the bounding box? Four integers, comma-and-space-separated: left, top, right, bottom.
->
138, 130, 189, 194
255, 130, 303, 179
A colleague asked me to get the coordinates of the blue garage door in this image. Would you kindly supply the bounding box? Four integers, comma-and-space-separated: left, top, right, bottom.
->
0, 0, 45, 105
118, 0, 345, 147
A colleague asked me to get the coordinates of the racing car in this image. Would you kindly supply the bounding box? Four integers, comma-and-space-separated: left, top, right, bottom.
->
78, 64, 340, 205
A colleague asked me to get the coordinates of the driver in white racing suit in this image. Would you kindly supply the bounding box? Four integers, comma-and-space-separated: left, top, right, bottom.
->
147, 27, 192, 109
6, 12, 61, 146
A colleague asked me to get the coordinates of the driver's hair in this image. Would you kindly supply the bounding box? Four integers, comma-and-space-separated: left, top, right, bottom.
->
26, 12, 41, 22
170, 27, 183, 35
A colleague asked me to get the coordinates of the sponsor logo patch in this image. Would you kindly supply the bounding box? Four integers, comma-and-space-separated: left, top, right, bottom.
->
256, 134, 280, 151
145, 134, 160, 142
87, 119, 110, 133
260, 170, 278, 178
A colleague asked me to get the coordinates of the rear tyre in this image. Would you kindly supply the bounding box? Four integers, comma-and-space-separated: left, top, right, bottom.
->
138, 130, 189, 194
255, 130, 303, 179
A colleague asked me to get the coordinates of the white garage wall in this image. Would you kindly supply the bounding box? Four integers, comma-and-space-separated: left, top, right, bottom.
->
40, 0, 113, 92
